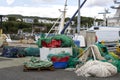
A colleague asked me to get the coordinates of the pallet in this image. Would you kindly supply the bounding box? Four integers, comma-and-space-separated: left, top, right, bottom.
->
23, 65, 54, 72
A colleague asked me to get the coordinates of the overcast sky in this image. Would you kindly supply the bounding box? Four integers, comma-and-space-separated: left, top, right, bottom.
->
0, 0, 119, 19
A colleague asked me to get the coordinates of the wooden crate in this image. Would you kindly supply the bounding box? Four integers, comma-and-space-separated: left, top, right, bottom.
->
23, 65, 54, 72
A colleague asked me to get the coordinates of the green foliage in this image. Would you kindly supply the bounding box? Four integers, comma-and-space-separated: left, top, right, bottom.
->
1, 15, 103, 34
8, 16, 17, 21
34, 18, 39, 23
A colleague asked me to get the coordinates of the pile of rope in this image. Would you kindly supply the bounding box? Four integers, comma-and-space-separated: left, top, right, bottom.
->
75, 60, 117, 77
76, 45, 117, 77
79, 45, 105, 62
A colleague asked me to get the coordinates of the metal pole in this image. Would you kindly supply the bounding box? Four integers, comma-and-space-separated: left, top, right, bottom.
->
0, 15, 3, 35
0, 15, 2, 28
61, 0, 87, 34
77, 0, 80, 33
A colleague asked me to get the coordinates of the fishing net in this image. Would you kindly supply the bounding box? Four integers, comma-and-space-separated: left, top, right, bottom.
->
47, 52, 71, 61
95, 43, 109, 57
2, 46, 18, 58
72, 47, 80, 58
47, 52, 80, 68
36, 34, 75, 48
24, 57, 53, 68
52, 34, 74, 47
36, 37, 52, 48
67, 57, 80, 68
109, 52, 120, 60
24, 47, 40, 56
17, 47, 26, 57
111, 59, 120, 72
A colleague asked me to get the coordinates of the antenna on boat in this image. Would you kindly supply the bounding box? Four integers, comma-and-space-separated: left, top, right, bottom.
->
113, 0, 120, 4
98, 8, 110, 26
45, 0, 68, 37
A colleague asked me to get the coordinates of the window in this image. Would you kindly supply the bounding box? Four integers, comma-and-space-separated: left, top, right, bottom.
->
94, 27, 99, 30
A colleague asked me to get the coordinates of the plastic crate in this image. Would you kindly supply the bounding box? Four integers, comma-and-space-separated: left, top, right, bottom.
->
74, 40, 80, 47
53, 62, 68, 69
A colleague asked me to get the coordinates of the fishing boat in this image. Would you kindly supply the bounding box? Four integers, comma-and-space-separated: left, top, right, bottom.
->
89, 26, 120, 42
45, 0, 88, 48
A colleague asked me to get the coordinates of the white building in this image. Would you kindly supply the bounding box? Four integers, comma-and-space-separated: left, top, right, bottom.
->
23, 18, 34, 23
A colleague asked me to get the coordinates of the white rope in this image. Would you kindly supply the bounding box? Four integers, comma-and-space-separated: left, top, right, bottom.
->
45, 14, 63, 38
90, 46, 96, 60
75, 60, 117, 77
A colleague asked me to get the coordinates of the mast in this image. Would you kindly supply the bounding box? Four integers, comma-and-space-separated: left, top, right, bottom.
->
111, 0, 120, 17
58, 0, 67, 34
61, 0, 87, 34
98, 9, 110, 26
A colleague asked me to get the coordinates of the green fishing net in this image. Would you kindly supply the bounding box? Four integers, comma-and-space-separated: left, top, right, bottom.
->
24, 47, 40, 56
47, 52, 71, 61
95, 43, 120, 72
36, 37, 52, 48
67, 57, 80, 68
111, 59, 120, 72
36, 34, 75, 47
52, 34, 74, 47
96, 43, 109, 57
72, 47, 80, 58
24, 57, 53, 68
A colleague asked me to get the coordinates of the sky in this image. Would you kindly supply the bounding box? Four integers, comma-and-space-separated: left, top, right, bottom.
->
0, 0, 120, 19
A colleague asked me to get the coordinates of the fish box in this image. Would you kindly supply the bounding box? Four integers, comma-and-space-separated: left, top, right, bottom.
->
40, 47, 72, 61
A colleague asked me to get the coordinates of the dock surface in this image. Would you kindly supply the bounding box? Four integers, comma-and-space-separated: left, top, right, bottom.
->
0, 56, 120, 80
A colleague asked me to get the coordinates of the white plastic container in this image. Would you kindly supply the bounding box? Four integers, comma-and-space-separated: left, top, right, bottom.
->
40, 47, 72, 61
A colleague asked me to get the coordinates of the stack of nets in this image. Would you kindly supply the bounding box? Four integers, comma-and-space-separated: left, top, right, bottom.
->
24, 57, 53, 68
36, 34, 75, 48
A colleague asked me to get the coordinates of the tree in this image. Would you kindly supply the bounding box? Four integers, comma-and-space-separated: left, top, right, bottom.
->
8, 16, 16, 21
34, 18, 39, 23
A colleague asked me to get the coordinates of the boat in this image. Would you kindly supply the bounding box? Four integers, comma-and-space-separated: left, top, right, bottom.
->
89, 26, 120, 42
45, 0, 88, 48
86, 0, 120, 51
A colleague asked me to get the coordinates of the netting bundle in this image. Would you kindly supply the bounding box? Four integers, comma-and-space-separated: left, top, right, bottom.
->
47, 52, 71, 61
111, 59, 120, 72
24, 57, 53, 68
52, 35, 74, 47
36, 37, 52, 48
36, 34, 74, 48
24, 47, 40, 56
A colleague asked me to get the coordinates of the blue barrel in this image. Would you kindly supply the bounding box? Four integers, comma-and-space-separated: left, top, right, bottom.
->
74, 40, 80, 47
